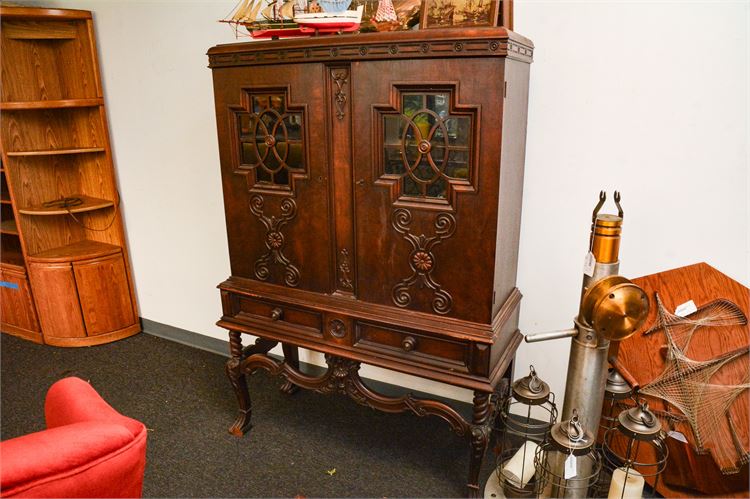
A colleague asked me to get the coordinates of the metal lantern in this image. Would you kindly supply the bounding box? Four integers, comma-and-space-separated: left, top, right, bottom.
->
535, 409, 601, 498
599, 368, 634, 438
601, 400, 668, 499
491, 366, 558, 498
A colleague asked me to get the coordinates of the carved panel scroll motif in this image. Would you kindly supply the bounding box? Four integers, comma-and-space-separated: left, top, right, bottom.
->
391, 208, 456, 315
235, 91, 306, 192
380, 89, 476, 205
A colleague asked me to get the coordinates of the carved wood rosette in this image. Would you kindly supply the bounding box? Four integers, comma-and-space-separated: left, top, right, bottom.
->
391, 208, 456, 314
249, 194, 301, 287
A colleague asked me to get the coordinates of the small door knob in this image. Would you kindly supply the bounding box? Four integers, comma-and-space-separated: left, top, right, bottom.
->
270, 308, 283, 321
402, 336, 417, 352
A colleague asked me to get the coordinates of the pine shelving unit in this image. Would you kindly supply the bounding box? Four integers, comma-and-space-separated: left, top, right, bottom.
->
0, 6, 140, 346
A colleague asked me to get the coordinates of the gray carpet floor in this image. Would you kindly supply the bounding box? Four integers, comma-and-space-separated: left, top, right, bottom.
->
0, 332, 495, 497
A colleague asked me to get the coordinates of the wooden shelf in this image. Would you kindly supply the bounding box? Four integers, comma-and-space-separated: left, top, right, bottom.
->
6, 147, 106, 157
28, 239, 121, 263
3, 20, 78, 39
18, 195, 114, 216
0, 249, 25, 270
0, 219, 19, 235
0, 98, 103, 111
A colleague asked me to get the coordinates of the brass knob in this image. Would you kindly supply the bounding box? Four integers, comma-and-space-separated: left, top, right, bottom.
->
402, 336, 417, 352
270, 308, 283, 321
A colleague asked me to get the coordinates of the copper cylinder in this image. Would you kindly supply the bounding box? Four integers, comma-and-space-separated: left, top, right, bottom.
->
590, 214, 622, 264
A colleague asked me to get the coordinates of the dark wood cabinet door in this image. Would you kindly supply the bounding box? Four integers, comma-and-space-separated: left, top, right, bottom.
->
351, 58, 505, 323
212, 64, 332, 293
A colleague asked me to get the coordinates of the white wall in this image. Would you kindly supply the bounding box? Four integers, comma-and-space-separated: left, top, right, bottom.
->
19, 0, 749, 404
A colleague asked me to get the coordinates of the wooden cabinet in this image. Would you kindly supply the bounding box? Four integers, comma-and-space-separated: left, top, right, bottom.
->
0, 6, 139, 346
209, 28, 533, 496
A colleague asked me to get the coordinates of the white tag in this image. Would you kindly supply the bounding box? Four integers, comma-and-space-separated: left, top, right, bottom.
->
564, 453, 577, 479
667, 430, 688, 443
675, 300, 697, 317
583, 252, 596, 277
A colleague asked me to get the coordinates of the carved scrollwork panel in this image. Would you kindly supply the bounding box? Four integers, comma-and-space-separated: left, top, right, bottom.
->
331, 68, 348, 121
249, 194, 300, 287
391, 208, 456, 315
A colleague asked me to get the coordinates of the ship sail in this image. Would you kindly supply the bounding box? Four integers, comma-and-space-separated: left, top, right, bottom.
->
243, 0, 264, 22
231, 0, 252, 21
279, 0, 296, 19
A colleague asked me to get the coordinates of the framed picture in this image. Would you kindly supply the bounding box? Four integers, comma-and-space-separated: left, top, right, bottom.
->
420, 0, 500, 29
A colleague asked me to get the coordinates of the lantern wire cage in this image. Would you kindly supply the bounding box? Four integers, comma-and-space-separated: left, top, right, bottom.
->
533, 410, 602, 499
598, 369, 635, 443
598, 422, 669, 498
492, 366, 558, 498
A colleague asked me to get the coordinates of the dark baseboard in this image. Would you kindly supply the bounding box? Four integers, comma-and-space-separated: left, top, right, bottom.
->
140, 317, 473, 415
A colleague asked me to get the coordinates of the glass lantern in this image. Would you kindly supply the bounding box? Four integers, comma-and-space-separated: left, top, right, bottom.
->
535, 409, 601, 499
601, 400, 668, 499
492, 366, 558, 498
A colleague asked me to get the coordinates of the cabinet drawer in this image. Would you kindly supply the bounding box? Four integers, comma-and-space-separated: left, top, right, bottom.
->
231, 295, 323, 337
353, 321, 469, 372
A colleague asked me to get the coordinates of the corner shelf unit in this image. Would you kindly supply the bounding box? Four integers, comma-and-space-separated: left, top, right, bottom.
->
0, 6, 140, 346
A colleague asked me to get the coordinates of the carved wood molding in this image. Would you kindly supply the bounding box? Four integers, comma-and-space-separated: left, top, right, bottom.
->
331, 68, 348, 121
209, 38, 533, 68
240, 352, 472, 437
391, 208, 456, 315
338, 248, 353, 290
249, 195, 301, 287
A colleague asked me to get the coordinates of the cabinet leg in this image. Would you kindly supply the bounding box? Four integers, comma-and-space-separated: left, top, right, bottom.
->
226, 330, 252, 436
467, 391, 491, 498
279, 343, 300, 395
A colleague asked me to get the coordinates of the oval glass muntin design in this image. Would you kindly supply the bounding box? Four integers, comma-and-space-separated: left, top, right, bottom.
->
235, 92, 306, 191
381, 91, 475, 204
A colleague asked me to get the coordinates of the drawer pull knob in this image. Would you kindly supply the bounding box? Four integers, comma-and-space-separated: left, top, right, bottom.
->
270, 308, 283, 321
402, 336, 417, 352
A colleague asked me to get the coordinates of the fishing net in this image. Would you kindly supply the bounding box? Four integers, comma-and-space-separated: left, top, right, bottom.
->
639, 293, 750, 473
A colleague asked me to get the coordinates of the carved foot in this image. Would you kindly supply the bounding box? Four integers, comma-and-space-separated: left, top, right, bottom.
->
229, 408, 252, 436
279, 379, 300, 395
279, 343, 301, 395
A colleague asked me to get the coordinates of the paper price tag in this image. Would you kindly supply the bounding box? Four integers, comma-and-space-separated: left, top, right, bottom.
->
564, 453, 577, 479
667, 430, 688, 443
583, 252, 596, 277
675, 300, 697, 317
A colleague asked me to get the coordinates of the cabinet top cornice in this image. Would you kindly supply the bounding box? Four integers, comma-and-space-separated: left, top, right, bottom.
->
208, 27, 533, 68
0, 6, 92, 19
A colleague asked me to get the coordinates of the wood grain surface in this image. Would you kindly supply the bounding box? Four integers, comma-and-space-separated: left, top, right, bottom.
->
612, 262, 749, 497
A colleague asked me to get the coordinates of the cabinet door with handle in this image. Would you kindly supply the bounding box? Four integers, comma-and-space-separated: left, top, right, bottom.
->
212, 63, 332, 293
351, 58, 505, 323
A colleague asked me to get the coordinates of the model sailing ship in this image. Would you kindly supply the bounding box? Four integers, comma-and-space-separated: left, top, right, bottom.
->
221, 0, 364, 38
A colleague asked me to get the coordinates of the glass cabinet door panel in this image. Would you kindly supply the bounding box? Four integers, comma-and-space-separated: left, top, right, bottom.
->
379, 90, 474, 202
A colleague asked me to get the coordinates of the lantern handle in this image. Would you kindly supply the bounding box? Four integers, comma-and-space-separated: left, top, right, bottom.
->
528, 365, 543, 394
568, 409, 584, 443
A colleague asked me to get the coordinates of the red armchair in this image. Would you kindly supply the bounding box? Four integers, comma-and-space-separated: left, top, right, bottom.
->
1, 377, 147, 498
